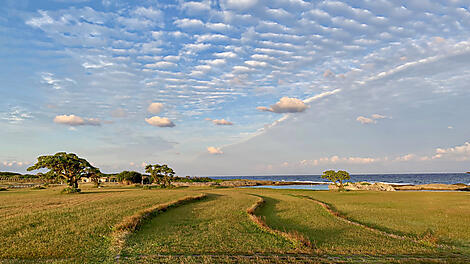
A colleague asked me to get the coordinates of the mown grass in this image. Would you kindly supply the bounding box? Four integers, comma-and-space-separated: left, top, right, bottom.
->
121, 189, 295, 257
296, 190, 470, 253
245, 190, 438, 256
1, 185, 469, 263
0, 185, 203, 262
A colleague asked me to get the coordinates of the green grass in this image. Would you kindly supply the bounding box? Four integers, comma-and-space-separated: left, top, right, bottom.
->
121, 189, 295, 257
249, 190, 436, 255
1, 185, 469, 263
297, 190, 470, 251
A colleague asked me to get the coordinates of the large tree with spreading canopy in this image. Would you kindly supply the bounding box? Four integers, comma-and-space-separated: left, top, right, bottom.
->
27, 152, 99, 191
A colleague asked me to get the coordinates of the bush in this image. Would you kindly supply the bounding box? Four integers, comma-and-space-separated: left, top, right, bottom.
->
31, 185, 46, 190
0, 188, 7, 191
61, 187, 81, 194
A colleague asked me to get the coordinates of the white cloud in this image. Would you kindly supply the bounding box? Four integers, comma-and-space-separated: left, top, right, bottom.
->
357, 114, 389, 124
300, 155, 380, 166
395, 154, 416, 161
145, 116, 175, 127
147, 103, 164, 114
257, 97, 308, 113
207, 146, 223, 154
432, 142, 470, 161
174, 18, 204, 29
53, 114, 101, 126
1, 107, 33, 124
222, 0, 258, 10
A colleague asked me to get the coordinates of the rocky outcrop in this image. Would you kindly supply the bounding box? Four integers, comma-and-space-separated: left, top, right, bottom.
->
394, 183, 469, 191
329, 182, 396, 191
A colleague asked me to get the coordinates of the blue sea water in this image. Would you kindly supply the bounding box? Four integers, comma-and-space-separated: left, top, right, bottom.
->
212, 173, 470, 185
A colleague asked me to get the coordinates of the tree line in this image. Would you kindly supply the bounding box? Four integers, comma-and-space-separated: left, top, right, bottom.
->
27, 152, 184, 193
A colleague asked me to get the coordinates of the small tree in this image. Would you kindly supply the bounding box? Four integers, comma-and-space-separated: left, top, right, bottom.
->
145, 164, 175, 188
116, 171, 142, 185
322, 170, 350, 190
27, 152, 98, 192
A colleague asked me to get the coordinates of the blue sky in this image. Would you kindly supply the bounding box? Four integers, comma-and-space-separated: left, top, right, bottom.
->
1, 0, 470, 176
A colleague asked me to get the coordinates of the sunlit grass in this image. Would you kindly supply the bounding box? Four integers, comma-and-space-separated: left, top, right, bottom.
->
1, 186, 469, 263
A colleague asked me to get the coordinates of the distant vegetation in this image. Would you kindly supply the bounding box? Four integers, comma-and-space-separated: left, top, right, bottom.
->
0, 171, 38, 178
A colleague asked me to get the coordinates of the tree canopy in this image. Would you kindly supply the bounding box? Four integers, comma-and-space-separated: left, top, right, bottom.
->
321, 170, 350, 190
27, 152, 98, 191
116, 171, 142, 184
145, 164, 175, 188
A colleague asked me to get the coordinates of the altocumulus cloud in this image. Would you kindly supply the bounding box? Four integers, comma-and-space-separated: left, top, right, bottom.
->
145, 116, 175, 127
257, 97, 308, 113
53, 114, 101, 126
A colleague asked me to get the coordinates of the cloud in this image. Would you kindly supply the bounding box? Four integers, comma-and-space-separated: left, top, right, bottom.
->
222, 0, 258, 10
145, 116, 175, 127
207, 118, 234, 125
356, 114, 388, 124
300, 155, 380, 166
53, 114, 101, 126
147, 102, 164, 114
432, 142, 470, 161
207, 146, 223, 154
257, 97, 308, 113
356, 116, 375, 124
395, 154, 416, 161
1, 107, 33, 124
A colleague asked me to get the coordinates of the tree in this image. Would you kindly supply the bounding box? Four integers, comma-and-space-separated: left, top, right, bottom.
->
85, 167, 102, 187
321, 170, 350, 190
116, 171, 142, 184
27, 152, 98, 191
145, 164, 175, 188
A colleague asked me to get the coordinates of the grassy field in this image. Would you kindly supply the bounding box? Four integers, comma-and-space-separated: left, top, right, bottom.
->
1, 185, 469, 263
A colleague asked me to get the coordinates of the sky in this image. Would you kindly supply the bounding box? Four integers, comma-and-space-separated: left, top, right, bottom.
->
1, 0, 470, 176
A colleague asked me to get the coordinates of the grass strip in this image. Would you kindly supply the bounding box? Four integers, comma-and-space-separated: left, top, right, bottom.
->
295, 194, 448, 248
111, 193, 207, 258
246, 195, 313, 253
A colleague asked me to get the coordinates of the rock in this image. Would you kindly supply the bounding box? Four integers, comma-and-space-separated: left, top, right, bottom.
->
328, 182, 395, 191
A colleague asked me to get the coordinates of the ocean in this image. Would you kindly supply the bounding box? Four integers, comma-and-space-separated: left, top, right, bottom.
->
211, 173, 470, 185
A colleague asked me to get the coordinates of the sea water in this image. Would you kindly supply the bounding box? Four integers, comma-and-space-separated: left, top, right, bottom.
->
211, 173, 470, 186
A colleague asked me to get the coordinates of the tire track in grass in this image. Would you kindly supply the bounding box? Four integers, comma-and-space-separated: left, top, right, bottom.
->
111, 193, 207, 261
246, 195, 314, 253
295, 195, 448, 249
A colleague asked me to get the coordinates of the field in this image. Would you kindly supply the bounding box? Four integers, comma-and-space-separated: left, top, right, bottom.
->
1, 185, 469, 263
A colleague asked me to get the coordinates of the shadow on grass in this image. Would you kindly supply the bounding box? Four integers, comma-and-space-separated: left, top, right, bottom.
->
255, 195, 348, 249
79, 190, 127, 194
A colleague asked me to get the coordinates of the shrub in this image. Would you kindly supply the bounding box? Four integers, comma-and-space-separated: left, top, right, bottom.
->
0, 188, 7, 191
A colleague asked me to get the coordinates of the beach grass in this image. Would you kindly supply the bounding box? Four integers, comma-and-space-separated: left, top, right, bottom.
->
0, 185, 469, 263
